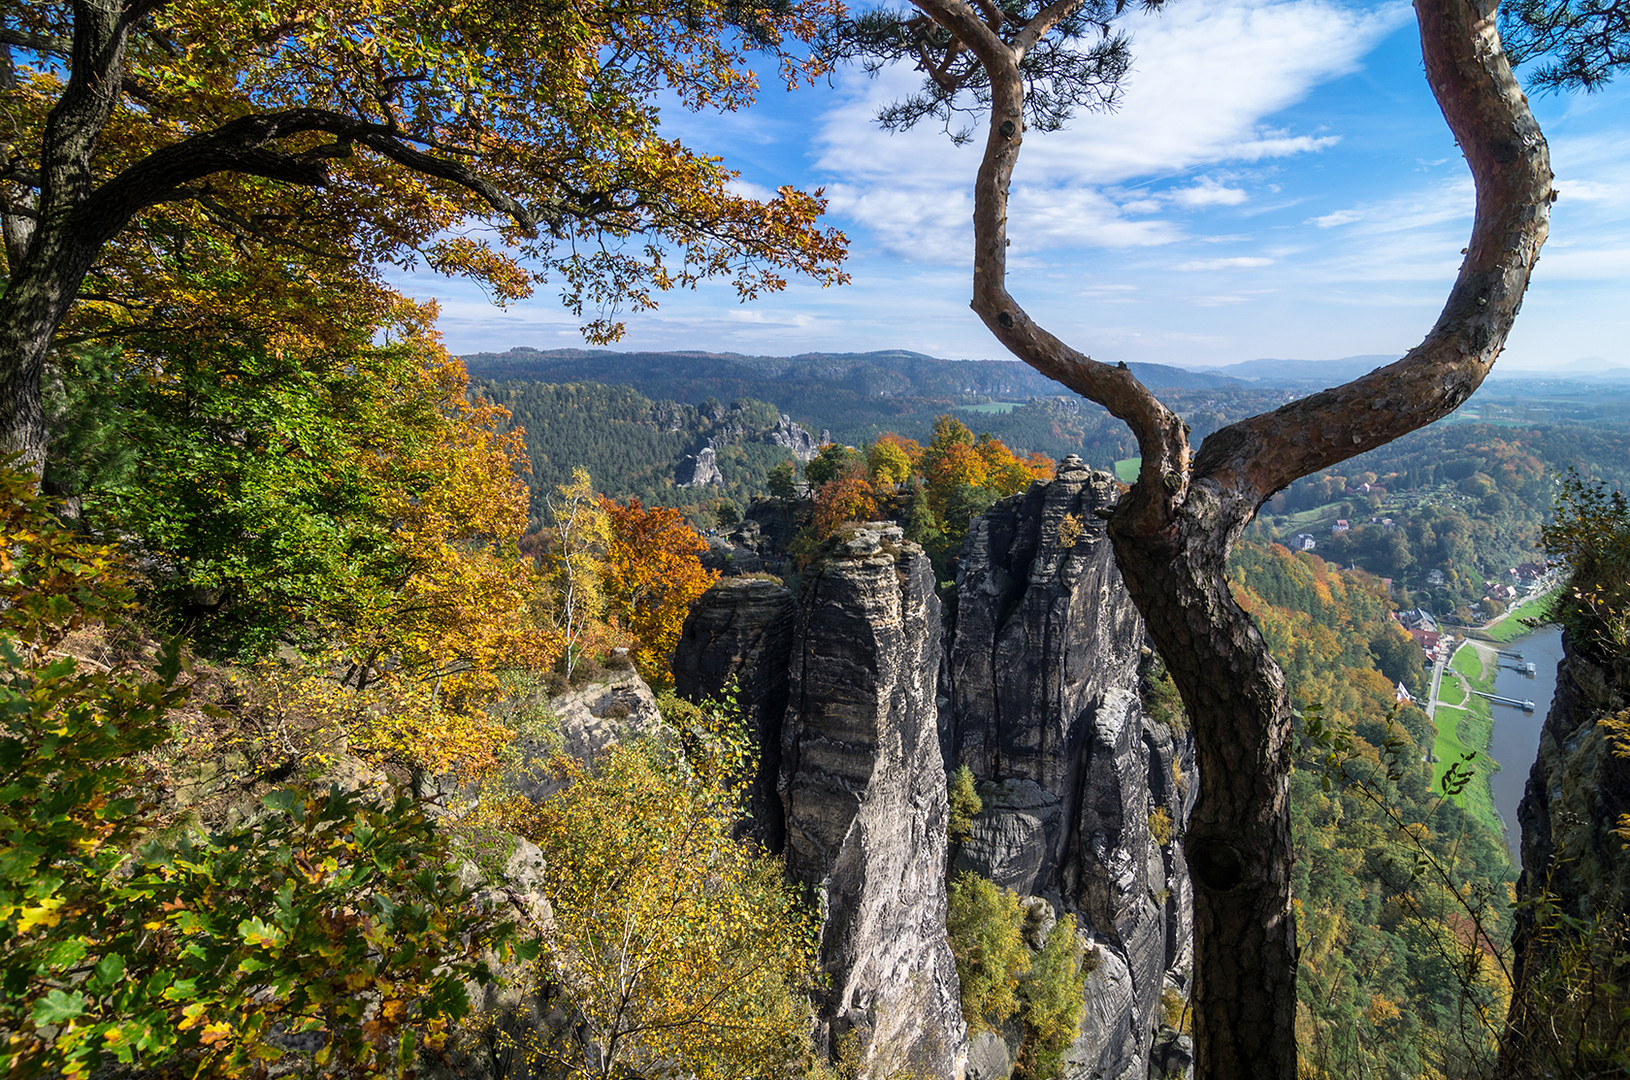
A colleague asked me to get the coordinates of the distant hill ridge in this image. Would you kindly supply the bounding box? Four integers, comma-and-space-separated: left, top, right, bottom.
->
459, 346, 1243, 398
1194, 355, 1401, 386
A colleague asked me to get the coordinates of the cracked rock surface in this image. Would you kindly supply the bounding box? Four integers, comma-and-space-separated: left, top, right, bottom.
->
780, 524, 967, 1079
946, 461, 1195, 1080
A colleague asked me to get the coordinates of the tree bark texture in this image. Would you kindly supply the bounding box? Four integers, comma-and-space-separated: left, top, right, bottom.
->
907, 0, 1551, 1075
0, 0, 139, 474
1108, 489, 1299, 1079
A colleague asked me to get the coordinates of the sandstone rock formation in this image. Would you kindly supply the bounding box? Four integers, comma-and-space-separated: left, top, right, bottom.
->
676, 444, 724, 487
767, 413, 820, 461
671, 467, 1196, 1080
946, 458, 1195, 1080
498, 667, 662, 803
673, 576, 798, 850
1514, 633, 1630, 968
780, 523, 967, 1079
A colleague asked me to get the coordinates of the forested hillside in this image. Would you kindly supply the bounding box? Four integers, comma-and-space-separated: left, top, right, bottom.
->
1250, 415, 1630, 620
479, 382, 800, 519
1228, 543, 1515, 1079
465, 348, 1191, 464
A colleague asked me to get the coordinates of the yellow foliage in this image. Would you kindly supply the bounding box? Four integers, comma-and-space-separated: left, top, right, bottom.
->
492, 732, 819, 1080
256, 660, 516, 784
1147, 806, 1174, 846
1057, 513, 1084, 549
867, 439, 915, 487
537, 469, 622, 678
1363, 993, 1401, 1026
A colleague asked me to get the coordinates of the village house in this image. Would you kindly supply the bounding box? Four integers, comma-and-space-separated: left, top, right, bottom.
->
1396, 608, 1439, 633
1409, 628, 1441, 656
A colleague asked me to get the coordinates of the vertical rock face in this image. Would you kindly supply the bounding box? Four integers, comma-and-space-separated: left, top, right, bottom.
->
767, 413, 820, 461
671, 467, 1196, 1080
672, 576, 798, 851
676, 444, 724, 487
946, 458, 1195, 1080
1515, 634, 1630, 948
780, 523, 967, 1080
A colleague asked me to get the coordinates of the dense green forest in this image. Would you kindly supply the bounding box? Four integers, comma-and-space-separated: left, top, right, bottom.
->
1228, 543, 1515, 1080
479, 381, 798, 520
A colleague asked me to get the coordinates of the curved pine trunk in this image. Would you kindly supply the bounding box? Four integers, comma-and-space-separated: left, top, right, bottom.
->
1110, 501, 1297, 1078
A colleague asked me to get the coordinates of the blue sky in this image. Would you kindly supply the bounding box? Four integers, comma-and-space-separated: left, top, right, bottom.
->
396, 0, 1630, 372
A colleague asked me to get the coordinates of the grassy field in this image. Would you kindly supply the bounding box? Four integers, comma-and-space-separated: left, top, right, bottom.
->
955, 402, 1022, 415
1270, 506, 1339, 533
1113, 457, 1140, 483
1451, 643, 1487, 683
1433, 643, 1503, 838
1477, 588, 1559, 643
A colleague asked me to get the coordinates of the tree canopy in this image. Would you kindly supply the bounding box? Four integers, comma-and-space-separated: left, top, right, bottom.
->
0, 0, 849, 473
1500, 0, 1630, 91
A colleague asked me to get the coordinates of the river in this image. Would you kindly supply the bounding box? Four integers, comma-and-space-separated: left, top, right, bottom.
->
1485, 624, 1564, 864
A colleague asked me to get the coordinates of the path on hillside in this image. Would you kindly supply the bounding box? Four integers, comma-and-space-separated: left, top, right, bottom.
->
1427, 648, 1447, 723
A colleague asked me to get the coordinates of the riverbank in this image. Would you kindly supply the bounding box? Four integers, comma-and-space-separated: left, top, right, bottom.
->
1431, 641, 1503, 838
1453, 584, 1561, 644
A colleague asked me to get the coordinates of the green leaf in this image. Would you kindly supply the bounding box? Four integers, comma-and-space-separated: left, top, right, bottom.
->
90, 952, 125, 993
261, 789, 301, 814
33, 988, 86, 1025
397, 1028, 416, 1075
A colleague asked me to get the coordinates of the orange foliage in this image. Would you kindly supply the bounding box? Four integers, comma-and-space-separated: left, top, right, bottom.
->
1023, 452, 1056, 481
974, 434, 1043, 496
809, 474, 882, 540
600, 498, 720, 688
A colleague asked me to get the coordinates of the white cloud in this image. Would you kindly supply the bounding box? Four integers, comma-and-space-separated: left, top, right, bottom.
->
821, 182, 973, 262
1010, 185, 1187, 249
1173, 256, 1276, 271
1171, 179, 1251, 208
1186, 293, 1261, 306
1555, 179, 1619, 202
1310, 209, 1363, 228
808, 0, 1410, 262
725, 176, 777, 202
